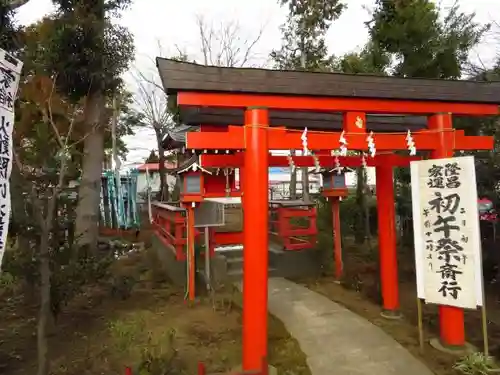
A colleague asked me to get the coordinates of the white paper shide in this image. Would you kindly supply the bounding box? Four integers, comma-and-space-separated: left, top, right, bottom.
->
0, 48, 23, 269
411, 156, 483, 309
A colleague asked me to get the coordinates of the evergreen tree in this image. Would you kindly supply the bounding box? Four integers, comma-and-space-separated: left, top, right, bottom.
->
271, 0, 345, 200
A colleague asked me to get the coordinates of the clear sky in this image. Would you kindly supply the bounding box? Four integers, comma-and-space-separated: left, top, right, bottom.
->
14, 0, 499, 167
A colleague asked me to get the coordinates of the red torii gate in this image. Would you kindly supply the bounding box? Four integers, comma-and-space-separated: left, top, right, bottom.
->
182, 97, 494, 371
156, 57, 499, 373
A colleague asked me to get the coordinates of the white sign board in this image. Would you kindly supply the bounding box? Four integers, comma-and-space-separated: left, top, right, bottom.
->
411, 156, 483, 309
0, 48, 23, 268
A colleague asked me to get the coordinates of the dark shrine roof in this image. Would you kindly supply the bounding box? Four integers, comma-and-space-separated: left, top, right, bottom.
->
162, 124, 199, 150
156, 58, 500, 136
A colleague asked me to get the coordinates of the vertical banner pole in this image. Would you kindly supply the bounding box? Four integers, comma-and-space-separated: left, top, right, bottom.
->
481, 300, 489, 356
187, 204, 196, 301
479, 239, 489, 356
417, 298, 425, 353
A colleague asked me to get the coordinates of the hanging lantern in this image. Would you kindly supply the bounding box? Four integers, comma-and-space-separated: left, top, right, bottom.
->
177, 156, 212, 203
320, 169, 348, 198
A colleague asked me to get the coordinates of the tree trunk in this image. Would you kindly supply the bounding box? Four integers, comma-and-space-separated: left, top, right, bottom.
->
155, 128, 169, 202
74, 92, 105, 251
301, 167, 310, 202
364, 178, 372, 250
289, 150, 297, 199
298, 46, 310, 203
354, 167, 366, 244
36, 184, 61, 375
37, 223, 51, 375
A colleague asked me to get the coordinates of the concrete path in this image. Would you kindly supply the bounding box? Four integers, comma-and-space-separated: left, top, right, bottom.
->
261, 278, 434, 375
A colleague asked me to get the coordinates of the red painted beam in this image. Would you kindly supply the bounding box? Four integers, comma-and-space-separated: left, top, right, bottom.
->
200, 153, 421, 168
187, 126, 494, 151
455, 132, 494, 149
178, 92, 500, 116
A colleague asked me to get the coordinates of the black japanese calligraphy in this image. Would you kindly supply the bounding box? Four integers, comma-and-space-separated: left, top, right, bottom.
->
0, 203, 5, 249
444, 162, 461, 188
437, 263, 463, 280
427, 164, 445, 188
433, 215, 460, 237
435, 237, 463, 263
0, 182, 7, 199
438, 280, 462, 299
423, 160, 469, 301
427, 162, 463, 189
425, 240, 434, 251
0, 66, 15, 89
0, 156, 9, 179
0, 114, 10, 156
428, 192, 460, 215
0, 66, 15, 110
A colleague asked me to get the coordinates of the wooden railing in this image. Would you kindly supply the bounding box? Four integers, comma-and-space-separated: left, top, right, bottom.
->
151, 202, 216, 261
152, 202, 188, 260
152, 200, 318, 259
269, 200, 317, 251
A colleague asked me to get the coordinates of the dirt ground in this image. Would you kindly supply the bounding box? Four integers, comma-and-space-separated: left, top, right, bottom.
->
301, 238, 500, 375
0, 246, 310, 375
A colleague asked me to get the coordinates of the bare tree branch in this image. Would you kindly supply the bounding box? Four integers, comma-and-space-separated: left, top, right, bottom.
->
193, 14, 267, 67
131, 59, 175, 200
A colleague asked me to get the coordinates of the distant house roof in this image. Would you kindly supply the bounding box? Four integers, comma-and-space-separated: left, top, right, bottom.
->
137, 162, 177, 172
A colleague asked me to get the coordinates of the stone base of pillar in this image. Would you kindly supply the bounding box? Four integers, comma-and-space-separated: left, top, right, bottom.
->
380, 309, 403, 320
429, 338, 476, 356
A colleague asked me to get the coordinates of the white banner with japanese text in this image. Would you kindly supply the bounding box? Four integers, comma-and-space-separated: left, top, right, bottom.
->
411, 156, 483, 309
0, 48, 23, 269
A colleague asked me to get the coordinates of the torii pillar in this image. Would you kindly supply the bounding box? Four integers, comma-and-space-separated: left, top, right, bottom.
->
242, 107, 269, 371
429, 113, 466, 348
375, 155, 400, 316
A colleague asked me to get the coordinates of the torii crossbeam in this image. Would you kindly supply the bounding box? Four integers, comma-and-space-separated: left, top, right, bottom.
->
186, 126, 492, 152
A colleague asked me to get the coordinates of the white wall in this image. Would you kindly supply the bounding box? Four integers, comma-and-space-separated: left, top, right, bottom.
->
136, 171, 177, 202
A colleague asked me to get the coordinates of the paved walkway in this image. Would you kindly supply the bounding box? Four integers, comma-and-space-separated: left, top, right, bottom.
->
245, 278, 435, 375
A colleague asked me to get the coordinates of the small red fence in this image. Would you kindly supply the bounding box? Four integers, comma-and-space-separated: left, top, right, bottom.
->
151, 200, 317, 260
152, 202, 217, 261
269, 200, 317, 251
152, 202, 189, 260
